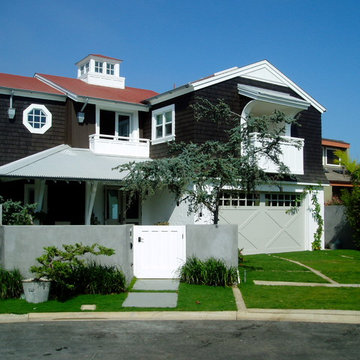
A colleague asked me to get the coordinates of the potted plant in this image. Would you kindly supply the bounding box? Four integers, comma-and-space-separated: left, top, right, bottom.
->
23, 243, 114, 303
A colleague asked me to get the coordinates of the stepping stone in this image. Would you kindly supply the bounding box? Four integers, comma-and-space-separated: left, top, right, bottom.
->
122, 292, 178, 308
133, 279, 179, 291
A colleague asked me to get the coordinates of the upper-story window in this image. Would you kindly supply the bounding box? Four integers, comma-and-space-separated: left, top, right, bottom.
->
95, 61, 103, 73
324, 148, 340, 166
23, 104, 52, 134
106, 63, 114, 75
151, 105, 175, 144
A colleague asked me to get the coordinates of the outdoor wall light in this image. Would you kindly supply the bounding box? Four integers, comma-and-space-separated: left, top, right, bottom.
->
8, 107, 16, 119
77, 112, 85, 124
8, 91, 15, 119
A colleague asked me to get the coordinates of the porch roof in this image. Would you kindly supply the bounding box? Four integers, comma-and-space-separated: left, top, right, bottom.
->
237, 84, 310, 110
0, 145, 148, 182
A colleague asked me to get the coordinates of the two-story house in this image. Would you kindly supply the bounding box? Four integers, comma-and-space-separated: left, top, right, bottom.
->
0, 55, 327, 254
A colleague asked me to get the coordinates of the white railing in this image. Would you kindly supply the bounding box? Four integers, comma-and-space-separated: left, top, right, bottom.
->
250, 133, 304, 175
89, 134, 150, 158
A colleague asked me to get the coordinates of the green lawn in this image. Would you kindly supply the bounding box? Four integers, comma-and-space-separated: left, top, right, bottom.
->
0, 283, 236, 314
240, 250, 360, 310
275, 250, 360, 284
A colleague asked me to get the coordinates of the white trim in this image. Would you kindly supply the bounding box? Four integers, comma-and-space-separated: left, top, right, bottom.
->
22, 104, 52, 134
0, 87, 66, 102
151, 104, 175, 144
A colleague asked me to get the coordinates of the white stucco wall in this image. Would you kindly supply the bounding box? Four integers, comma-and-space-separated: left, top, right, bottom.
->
142, 189, 194, 225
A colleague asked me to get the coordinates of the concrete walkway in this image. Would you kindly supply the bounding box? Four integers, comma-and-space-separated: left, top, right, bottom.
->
122, 279, 179, 308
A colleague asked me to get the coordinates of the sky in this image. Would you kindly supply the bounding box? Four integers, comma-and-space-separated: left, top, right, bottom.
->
1, 0, 359, 158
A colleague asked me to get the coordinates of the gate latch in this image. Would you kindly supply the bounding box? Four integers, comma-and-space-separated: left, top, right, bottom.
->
138, 237, 143, 243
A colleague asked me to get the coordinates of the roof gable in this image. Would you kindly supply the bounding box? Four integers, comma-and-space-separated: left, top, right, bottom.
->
147, 60, 326, 113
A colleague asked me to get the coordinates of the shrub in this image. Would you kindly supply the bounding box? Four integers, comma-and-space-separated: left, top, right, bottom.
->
0, 196, 36, 225
30, 243, 117, 299
0, 267, 23, 299
51, 262, 126, 299
179, 257, 237, 287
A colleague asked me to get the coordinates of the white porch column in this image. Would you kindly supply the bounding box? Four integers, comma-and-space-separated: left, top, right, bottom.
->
34, 179, 46, 212
85, 181, 98, 225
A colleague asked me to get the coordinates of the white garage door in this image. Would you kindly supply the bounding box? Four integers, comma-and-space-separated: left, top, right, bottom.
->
219, 192, 305, 254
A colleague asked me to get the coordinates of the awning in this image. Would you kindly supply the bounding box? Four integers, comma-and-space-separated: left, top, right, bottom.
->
0, 145, 148, 181
238, 84, 310, 110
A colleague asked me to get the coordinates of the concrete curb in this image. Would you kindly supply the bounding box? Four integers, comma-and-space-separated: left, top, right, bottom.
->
1, 309, 360, 324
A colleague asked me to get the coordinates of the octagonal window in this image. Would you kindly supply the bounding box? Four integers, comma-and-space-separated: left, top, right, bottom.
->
23, 104, 52, 134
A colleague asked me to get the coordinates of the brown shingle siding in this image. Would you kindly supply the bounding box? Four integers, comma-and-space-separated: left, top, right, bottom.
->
0, 94, 66, 166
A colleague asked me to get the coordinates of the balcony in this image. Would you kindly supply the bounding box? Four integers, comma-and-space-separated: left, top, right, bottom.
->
251, 133, 304, 175
89, 134, 150, 158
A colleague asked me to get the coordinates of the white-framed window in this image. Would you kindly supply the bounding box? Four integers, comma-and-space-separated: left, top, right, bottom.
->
265, 193, 301, 207
85, 62, 89, 73
220, 192, 260, 207
324, 147, 341, 166
151, 104, 175, 144
23, 104, 52, 134
95, 61, 103, 73
106, 63, 114, 75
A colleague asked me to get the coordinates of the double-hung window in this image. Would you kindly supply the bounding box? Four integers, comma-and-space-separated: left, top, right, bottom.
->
151, 104, 175, 144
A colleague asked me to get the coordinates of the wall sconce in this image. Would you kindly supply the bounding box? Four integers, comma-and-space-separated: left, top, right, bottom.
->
8, 91, 15, 119
77, 97, 89, 124
8, 108, 16, 119
77, 112, 85, 123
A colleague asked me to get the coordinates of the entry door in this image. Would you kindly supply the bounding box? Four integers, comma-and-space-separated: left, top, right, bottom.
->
118, 114, 130, 138
105, 189, 140, 225
133, 226, 186, 278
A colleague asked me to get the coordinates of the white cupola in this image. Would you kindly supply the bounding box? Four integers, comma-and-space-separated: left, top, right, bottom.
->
75, 54, 125, 89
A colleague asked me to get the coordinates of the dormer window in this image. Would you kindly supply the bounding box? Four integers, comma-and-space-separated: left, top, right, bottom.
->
106, 63, 114, 75
95, 61, 103, 73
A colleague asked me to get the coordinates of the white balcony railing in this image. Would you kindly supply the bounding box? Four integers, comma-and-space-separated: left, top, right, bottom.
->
89, 134, 150, 158
250, 133, 304, 175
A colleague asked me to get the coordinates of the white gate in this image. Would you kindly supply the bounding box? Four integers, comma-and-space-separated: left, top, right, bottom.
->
133, 226, 186, 278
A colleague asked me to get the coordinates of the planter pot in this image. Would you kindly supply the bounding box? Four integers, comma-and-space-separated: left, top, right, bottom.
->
22, 279, 51, 303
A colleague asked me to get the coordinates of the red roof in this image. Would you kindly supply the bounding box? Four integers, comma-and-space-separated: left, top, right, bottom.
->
0, 73, 64, 95
89, 54, 123, 62
37, 73, 158, 104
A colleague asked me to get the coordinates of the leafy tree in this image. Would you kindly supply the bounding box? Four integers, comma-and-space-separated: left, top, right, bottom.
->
335, 150, 360, 248
115, 98, 298, 224
0, 196, 36, 225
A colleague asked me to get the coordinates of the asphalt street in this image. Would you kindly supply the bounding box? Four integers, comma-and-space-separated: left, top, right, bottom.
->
1, 320, 360, 359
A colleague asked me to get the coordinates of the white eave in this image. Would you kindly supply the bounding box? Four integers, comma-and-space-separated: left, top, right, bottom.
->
0, 145, 148, 181
0, 86, 66, 102
146, 60, 326, 113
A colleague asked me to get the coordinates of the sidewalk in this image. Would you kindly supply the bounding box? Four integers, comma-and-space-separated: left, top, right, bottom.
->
1, 286, 360, 324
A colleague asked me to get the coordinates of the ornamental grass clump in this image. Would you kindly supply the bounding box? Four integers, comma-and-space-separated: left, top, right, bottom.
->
179, 257, 237, 287
0, 267, 23, 299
